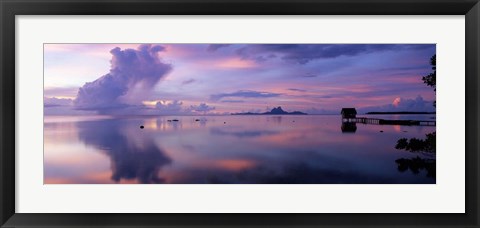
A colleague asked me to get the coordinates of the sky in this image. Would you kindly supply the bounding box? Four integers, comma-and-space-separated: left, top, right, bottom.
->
44, 43, 436, 115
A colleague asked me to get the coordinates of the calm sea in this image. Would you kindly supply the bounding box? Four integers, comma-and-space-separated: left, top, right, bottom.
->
44, 114, 436, 184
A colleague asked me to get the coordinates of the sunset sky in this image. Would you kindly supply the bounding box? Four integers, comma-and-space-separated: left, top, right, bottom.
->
44, 43, 436, 115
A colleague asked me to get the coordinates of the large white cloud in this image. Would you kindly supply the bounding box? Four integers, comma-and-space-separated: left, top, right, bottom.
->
74, 44, 172, 113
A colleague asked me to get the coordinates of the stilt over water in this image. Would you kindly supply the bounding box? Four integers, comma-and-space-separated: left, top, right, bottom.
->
340, 108, 436, 126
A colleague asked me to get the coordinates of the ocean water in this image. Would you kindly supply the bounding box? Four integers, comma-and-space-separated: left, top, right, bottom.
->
44, 114, 436, 184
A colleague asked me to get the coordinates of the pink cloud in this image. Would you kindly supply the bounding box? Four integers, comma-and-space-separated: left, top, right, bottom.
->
215, 58, 258, 69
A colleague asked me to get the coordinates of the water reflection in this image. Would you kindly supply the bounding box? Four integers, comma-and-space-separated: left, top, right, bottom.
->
210, 127, 279, 138
44, 115, 436, 184
218, 159, 392, 184
76, 119, 171, 183
341, 122, 357, 133
267, 116, 283, 124
394, 131, 436, 179
395, 157, 436, 178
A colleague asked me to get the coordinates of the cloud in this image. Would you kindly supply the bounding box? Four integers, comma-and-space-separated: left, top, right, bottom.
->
44, 97, 73, 107
74, 44, 172, 113
181, 79, 196, 85
207, 44, 231, 52
220, 100, 245, 103
235, 44, 434, 64
359, 95, 435, 113
130, 100, 216, 115
189, 103, 215, 113
210, 90, 281, 101
143, 101, 216, 115
154, 100, 184, 114
215, 58, 258, 69
44, 87, 79, 98
303, 73, 318, 78
303, 107, 337, 115
44, 96, 95, 115
288, 88, 307, 92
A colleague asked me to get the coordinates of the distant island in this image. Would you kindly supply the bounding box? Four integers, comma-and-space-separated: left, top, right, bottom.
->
232, 106, 308, 115
366, 111, 436, 115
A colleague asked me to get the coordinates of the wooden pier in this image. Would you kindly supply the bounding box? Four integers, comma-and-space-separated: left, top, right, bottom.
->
342, 117, 436, 126
340, 108, 435, 126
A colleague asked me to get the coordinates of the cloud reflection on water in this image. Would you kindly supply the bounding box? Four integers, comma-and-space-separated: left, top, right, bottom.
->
44, 115, 436, 184
76, 119, 172, 184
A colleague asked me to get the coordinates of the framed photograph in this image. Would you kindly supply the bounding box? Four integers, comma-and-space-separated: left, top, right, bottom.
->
1, 0, 479, 227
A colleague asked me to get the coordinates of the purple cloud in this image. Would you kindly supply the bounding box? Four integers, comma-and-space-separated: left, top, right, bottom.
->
44, 97, 73, 107
359, 95, 435, 113
44, 97, 96, 115
154, 100, 184, 114
44, 87, 79, 98
101, 100, 216, 116
288, 88, 307, 92
220, 100, 245, 103
303, 107, 337, 115
189, 103, 215, 113
74, 44, 172, 113
210, 90, 281, 101
207, 44, 231, 52
181, 79, 196, 85
235, 44, 435, 64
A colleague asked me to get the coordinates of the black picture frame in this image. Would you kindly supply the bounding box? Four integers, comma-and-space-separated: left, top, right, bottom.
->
1, 0, 479, 227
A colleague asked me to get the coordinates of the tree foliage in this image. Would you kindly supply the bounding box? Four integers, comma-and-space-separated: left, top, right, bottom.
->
422, 54, 436, 90
422, 55, 436, 107
395, 132, 436, 154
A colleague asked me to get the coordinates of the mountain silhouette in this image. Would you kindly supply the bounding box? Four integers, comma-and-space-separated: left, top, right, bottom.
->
232, 106, 307, 115
269, 107, 287, 114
